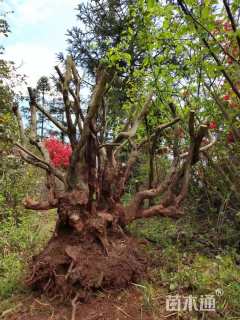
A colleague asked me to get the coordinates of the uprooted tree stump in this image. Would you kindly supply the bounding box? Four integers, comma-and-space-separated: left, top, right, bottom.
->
27, 223, 147, 299
12, 56, 215, 301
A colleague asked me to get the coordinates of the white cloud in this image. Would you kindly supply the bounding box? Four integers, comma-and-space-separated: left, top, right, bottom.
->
14, 1, 52, 25
2, 0, 88, 88
2, 0, 84, 86
5, 42, 58, 87
8, 0, 80, 26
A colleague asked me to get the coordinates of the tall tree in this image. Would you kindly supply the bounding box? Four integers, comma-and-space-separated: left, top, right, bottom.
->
67, 0, 134, 75
48, 97, 66, 142
36, 76, 50, 139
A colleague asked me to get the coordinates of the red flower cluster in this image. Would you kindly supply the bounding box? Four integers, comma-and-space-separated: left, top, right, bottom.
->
223, 21, 232, 32
223, 94, 230, 101
209, 121, 217, 129
44, 137, 72, 168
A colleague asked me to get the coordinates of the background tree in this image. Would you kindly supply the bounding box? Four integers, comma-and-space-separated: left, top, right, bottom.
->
48, 96, 67, 142
36, 76, 50, 140
67, 0, 135, 75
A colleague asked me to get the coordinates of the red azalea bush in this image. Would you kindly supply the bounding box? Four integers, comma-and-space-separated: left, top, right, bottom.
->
44, 137, 72, 168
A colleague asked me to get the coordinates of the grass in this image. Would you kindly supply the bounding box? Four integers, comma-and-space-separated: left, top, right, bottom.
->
1, 206, 240, 319
0, 210, 55, 306
128, 214, 240, 319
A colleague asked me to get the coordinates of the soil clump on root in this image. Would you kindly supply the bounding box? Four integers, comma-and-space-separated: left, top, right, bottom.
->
27, 230, 148, 301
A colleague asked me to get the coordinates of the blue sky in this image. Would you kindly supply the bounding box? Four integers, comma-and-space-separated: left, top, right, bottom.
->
2, 0, 82, 86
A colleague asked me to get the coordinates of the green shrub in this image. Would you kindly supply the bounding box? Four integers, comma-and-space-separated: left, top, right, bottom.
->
0, 253, 24, 298
128, 217, 178, 248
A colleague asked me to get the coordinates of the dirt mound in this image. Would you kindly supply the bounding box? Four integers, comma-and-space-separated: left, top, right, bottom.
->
27, 231, 147, 300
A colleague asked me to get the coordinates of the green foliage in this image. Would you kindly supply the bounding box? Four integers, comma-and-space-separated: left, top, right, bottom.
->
0, 2, 11, 38
0, 159, 42, 222
0, 6, 16, 149
67, 0, 134, 75
0, 252, 23, 298
0, 63, 16, 149
128, 217, 178, 248
158, 253, 240, 317
0, 212, 55, 299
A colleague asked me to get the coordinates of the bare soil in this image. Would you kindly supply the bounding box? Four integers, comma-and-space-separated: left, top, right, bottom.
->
5, 288, 160, 320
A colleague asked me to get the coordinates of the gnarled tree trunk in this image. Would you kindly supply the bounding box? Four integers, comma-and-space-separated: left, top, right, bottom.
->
13, 56, 215, 300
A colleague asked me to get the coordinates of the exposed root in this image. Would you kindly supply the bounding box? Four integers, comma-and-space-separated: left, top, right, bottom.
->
71, 293, 80, 320
27, 231, 147, 301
